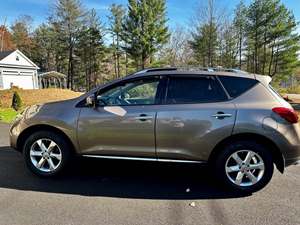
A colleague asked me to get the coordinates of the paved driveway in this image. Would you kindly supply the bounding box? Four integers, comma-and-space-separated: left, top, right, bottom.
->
0, 123, 299, 225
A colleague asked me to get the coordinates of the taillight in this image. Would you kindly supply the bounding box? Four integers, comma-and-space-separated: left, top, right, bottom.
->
272, 107, 299, 123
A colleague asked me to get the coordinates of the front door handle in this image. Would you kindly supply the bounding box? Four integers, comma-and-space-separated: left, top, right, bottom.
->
211, 112, 232, 119
134, 114, 153, 121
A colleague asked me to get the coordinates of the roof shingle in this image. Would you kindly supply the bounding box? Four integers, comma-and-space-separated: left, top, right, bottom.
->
0, 50, 14, 60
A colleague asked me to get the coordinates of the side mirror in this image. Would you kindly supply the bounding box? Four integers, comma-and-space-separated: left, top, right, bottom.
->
86, 95, 96, 107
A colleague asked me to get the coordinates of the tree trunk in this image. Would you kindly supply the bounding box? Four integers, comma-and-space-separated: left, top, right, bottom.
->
116, 34, 121, 78
268, 41, 275, 76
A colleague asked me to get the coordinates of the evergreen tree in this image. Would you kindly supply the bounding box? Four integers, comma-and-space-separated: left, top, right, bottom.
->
51, 0, 86, 90
108, 4, 126, 78
246, 0, 300, 77
190, 23, 218, 67
233, 1, 247, 69
121, 0, 170, 69
77, 9, 105, 91
190, 0, 222, 67
32, 23, 58, 71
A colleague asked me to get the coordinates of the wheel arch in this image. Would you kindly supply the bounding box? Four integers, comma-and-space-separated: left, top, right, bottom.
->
208, 133, 285, 173
17, 124, 76, 154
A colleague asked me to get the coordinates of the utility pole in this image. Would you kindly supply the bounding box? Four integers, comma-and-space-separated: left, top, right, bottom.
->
0, 17, 7, 52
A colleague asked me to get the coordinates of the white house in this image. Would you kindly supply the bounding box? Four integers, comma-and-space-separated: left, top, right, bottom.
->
0, 50, 39, 89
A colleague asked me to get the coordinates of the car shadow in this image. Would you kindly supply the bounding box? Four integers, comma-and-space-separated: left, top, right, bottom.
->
0, 146, 251, 200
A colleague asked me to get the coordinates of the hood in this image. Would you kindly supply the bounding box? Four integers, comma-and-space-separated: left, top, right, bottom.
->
23, 98, 79, 120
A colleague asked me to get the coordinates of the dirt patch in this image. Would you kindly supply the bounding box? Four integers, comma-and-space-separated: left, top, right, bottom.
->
0, 88, 83, 108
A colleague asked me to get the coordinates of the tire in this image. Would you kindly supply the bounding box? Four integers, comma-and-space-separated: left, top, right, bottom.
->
213, 140, 274, 193
23, 130, 72, 177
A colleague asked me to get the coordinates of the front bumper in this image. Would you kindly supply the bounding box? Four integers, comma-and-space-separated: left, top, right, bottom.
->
9, 116, 26, 151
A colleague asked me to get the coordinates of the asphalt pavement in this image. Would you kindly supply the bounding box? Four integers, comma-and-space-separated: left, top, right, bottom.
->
0, 122, 299, 225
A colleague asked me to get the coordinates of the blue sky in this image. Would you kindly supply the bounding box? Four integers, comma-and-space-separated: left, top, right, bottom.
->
0, 0, 299, 32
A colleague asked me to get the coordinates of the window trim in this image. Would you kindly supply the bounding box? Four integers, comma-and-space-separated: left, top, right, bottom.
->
77, 75, 167, 108
162, 75, 230, 105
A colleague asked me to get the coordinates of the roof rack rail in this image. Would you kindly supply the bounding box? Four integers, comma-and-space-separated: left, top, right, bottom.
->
134, 67, 177, 75
129, 66, 248, 76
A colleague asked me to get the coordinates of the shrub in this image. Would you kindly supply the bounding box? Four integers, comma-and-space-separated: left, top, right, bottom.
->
11, 91, 22, 111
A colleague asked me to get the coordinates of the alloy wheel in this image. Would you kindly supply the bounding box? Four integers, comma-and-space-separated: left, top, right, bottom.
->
29, 138, 62, 173
225, 150, 265, 187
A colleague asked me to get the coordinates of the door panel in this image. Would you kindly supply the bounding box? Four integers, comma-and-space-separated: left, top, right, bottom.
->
78, 105, 157, 157
156, 103, 236, 161
77, 76, 163, 157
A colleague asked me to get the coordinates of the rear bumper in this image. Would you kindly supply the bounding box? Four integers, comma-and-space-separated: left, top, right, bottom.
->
285, 156, 300, 167
280, 143, 300, 167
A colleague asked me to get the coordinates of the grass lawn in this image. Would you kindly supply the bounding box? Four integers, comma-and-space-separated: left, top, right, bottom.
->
0, 108, 19, 123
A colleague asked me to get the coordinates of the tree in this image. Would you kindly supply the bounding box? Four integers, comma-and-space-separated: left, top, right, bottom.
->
31, 23, 58, 71
246, 0, 300, 77
233, 0, 247, 69
77, 9, 105, 90
190, 23, 218, 67
160, 26, 193, 66
121, 0, 170, 69
108, 4, 126, 78
51, 0, 86, 90
10, 15, 34, 57
0, 25, 15, 51
11, 91, 22, 111
218, 22, 238, 68
190, 0, 224, 67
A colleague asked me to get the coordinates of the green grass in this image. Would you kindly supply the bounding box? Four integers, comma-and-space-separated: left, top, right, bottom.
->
0, 108, 19, 123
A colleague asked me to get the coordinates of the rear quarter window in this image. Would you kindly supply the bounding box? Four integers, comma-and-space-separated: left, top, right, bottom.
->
219, 76, 258, 98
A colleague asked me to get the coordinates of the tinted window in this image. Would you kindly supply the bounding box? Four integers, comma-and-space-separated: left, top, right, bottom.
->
166, 76, 227, 104
97, 79, 159, 106
219, 76, 258, 98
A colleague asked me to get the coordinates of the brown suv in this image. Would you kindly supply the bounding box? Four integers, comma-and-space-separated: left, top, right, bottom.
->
10, 68, 300, 192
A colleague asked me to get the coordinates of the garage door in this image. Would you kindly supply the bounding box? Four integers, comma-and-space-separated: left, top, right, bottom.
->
2, 74, 34, 89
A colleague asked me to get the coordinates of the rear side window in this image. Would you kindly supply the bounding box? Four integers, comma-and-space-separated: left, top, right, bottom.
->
166, 76, 227, 104
219, 76, 258, 98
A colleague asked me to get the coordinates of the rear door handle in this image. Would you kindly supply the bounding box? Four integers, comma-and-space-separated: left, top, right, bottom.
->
211, 112, 232, 119
134, 114, 153, 121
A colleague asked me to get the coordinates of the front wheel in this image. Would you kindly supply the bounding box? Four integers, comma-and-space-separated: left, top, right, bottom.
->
23, 131, 71, 177
213, 140, 274, 193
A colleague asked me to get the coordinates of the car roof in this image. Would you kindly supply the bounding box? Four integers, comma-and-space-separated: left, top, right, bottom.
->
126, 67, 257, 80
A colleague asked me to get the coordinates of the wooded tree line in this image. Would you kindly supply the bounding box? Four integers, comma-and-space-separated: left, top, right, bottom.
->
0, 0, 299, 91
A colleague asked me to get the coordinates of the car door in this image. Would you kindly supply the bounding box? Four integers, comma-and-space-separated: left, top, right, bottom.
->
77, 76, 163, 157
156, 75, 237, 161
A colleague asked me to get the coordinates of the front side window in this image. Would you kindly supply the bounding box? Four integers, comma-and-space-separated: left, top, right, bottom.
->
97, 78, 160, 106
166, 76, 227, 104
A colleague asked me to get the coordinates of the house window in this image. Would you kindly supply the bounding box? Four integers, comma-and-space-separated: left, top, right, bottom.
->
16, 56, 19, 61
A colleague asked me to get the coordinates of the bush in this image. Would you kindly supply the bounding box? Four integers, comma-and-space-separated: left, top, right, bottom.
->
11, 91, 22, 111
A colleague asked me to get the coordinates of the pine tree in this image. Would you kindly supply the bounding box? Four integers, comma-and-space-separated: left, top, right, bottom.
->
32, 23, 58, 71
246, 0, 300, 77
121, 0, 170, 69
77, 9, 105, 90
108, 4, 126, 78
190, 0, 222, 67
233, 1, 247, 69
190, 23, 218, 67
51, 0, 86, 90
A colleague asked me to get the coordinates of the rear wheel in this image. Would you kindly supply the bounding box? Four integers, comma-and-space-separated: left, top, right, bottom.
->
23, 131, 71, 177
213, 140, 274, 193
